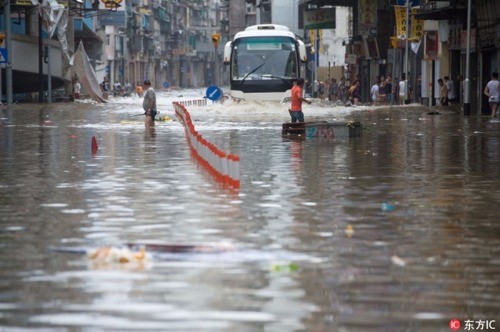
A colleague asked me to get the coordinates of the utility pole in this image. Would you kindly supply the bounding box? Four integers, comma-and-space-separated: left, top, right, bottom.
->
212, 33, 221, 86
404, 0, 410, 104
46, 45, 52, 103
463, 0, 471, 116
38, 2, 44, 102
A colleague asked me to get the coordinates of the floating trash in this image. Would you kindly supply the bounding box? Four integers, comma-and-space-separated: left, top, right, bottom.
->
345, 225, 354, 238
270, 262, 299, 273
381, 202, 395, 212
88, 246, 148, 265
391, 255, 407, 267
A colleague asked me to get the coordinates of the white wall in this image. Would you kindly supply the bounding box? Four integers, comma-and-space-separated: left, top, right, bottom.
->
272, 0, 300, 35
318, 7, 349, 67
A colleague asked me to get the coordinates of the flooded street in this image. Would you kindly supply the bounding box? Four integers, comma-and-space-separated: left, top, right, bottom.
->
1, 90, 499, 331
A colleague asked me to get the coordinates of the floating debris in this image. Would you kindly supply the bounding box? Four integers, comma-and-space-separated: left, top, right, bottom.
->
381, 202, 395, 212
391, 255, 407, 267
345, 225, 354, 238
270, 262, 299, 273
88, 246, 148, 265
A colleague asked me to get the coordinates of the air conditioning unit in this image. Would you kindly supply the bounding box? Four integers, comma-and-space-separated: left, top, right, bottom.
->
246, 3, 255, 15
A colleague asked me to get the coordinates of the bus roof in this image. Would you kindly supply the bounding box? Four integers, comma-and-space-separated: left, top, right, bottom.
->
234, 24, 296, 40
244, 24, 290, 32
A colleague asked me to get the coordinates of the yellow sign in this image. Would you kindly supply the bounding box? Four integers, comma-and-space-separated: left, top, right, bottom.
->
0, 33, 4, 48
15, 0, 33, 5
138, 7, 152, 15
410, 8, 424, 41
394, 5, 407, 37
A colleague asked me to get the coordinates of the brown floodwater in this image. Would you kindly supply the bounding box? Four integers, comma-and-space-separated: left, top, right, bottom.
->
0, 94, 499, 331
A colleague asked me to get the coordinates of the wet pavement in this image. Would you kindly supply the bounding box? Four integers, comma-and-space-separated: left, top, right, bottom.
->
0, 91, 499, 331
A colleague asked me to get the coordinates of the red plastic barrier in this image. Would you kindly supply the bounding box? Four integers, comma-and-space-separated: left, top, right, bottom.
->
173, 102, 240, 189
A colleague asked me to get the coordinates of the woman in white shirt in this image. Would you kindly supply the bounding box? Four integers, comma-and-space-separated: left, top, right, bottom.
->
371, 81, 379, 106
398, 74, 406, 105
484, 72, 499, 118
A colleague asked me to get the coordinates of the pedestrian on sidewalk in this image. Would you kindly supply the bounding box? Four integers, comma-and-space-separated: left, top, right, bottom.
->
484, 72, 499, 118
339, 77, 347, 103
398, 74, 406, 105
416, 74, 422, 104
370, 79, 379, 106
348, 80, 360, 106
329, 78, 339, 103
438, 78, 448, 106
385, 76, 393, 105
444, 76, 456, 105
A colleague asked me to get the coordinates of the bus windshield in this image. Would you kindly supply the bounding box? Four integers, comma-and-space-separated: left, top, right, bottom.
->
231, 36, 298, 82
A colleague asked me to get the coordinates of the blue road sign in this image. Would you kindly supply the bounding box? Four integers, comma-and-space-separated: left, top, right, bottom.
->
0, 48, 8, 63
163, 82, 170, 89
206, 85, 222, 101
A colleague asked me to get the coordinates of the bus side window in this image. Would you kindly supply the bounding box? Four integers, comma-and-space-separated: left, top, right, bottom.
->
285, 52, 296, 77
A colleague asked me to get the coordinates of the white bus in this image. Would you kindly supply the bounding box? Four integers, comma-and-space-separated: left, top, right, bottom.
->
223, 24, 307, 103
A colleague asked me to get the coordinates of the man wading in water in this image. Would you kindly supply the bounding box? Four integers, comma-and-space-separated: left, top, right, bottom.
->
289, 78, 311, 123
142, 80, 157, 128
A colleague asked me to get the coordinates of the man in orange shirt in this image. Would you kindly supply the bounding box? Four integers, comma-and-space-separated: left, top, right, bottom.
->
289, 78, 311, 123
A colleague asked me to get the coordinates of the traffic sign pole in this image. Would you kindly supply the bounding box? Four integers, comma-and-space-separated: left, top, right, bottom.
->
206, 85, 222, 101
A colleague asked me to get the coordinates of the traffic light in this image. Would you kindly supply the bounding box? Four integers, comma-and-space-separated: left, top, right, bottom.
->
0, 34, 5, 48
211, 33, 220, 49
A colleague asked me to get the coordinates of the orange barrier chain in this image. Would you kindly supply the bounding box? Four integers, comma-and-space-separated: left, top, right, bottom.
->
173, 102, 240, 189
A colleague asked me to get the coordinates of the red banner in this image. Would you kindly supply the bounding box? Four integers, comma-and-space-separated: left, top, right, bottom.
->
425, 31, 438, 60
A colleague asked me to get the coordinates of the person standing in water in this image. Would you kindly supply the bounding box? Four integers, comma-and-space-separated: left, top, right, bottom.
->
73, 79, 81, 100
289, 78, 311, 123
142, 80, 157, 128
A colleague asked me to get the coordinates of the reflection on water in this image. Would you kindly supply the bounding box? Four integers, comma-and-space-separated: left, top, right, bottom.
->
0, 95, 499, 331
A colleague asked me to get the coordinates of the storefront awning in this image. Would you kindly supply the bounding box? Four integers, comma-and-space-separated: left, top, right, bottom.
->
414, 4, 466, 21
